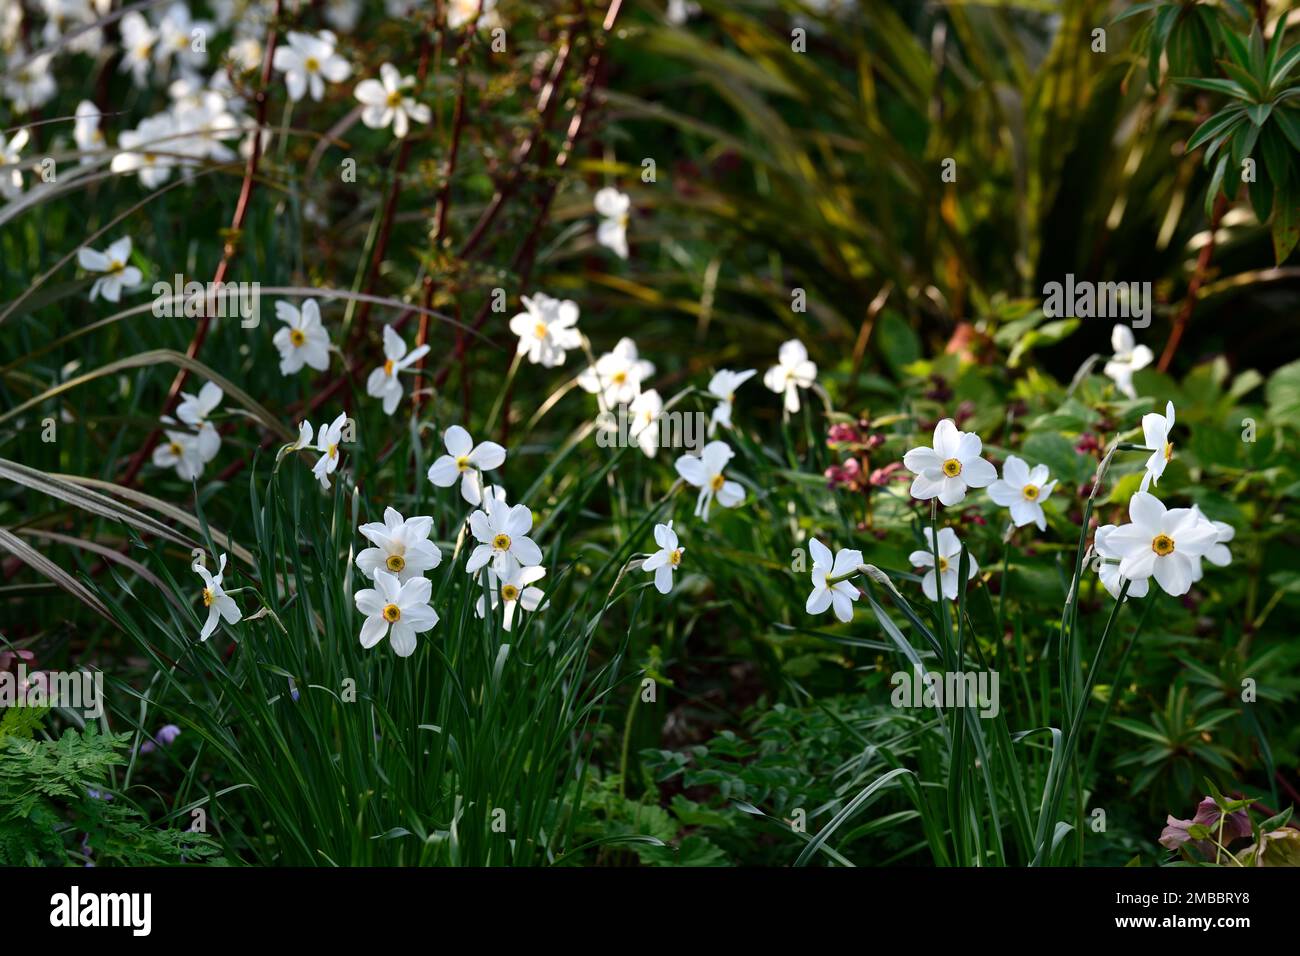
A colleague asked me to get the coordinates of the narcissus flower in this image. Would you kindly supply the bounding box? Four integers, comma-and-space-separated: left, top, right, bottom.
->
675, 440, 745, 521
273, 30, 351, 102
510, 293, 582, 367
628, 389, 663, 458
910, 527, 978, 601
175, 381, 222, 463
4, 51, 55, 113
1093, 524, 1150, 601
273, 299, 331, 374
763, 339, 817, 413
312, 411, 348, 489
1101, 491, 1217, 597
593, 187, 630, 259
987, 455, 1057, 531
77, 237, 143, 303
118, 11, 158, 86
1191, 510, 1234, 582
903, 419, 996, 506
74, 100, 106, 158
354, 570, 438, 658
354, 63, 430, 138
155, 2, 211, 77
0, 128, 28, 198
805, 538, 862, 623
1139, 400, 1176, 492
111, 113, 178, 188
1104, 324, 1153, 399
366, 324, 430, 416
643, 521, 685, 594
427, 425, 506, 505
194, 552, 241, 641
356, 507, 442, 584
578, 337, 654, 407
152, 429, 204, 480
705, 368, 756, 436
475, 564, 547, 631
466, 502, 543, 577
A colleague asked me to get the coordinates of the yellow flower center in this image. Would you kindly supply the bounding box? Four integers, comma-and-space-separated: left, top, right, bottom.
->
382, 603, 401, 623
942, 458, 962, 478
169, 441, 183, 456
456, 455, 470, 472
290, 328, 306, 347
611, 371, 627, 385
669, 548, 683, 567
305, 56, 321, 73
937, 556, 949, 573
327, 442, 338, 459
1151, 534, 1175, 557
201, 587, 214, 607
386, 90, 403, 108
710, 473, 725, 491
492, 533, 511, 551
1163, 441, 1174, 463
1023, 484, 1039, 501
108, 260, 124, 274
383, 358, 395, 376
143, 153, 157, 164
534, 322, 548, 339
385, 554, 405, 573
501, 584, 521, 601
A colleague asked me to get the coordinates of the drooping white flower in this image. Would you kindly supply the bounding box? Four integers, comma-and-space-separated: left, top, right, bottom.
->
705, 368, 756, 436
356, 507, 442, 583
465, 502, 543, 577
111, 113, 179, 188
273, 30, 351, 102
4, 50, 55, 113
628, 389, 663, 458
175, 381, 223, 463
1100, 491, 1218, 597
1, 128, 29, 199
675, 439, 745, 521
1103, 324, 1153, 399
74, 100, 106, 159
475, 563, 547, 631
312, 411, 348, 489
805, 538, 862, 623
354, 570, 438, 657
987, 455, 1057, 531
1093, 524, 1150, 601
77, 237, 143, 303
366, 324, 430, 416
903, 419, 997, 506
288, 420, 313, 451
354, 63, 430, 138
194, 552, 241, 641
427, 425, 506, 506
152, 429, 205, 480
643, 521, 685, 595
578, 337, 654, 407
273, 299, 331, 374
909, 527, 978, 602
118, 11, 159, 87
1138, 400, 1176, 492
509, 293, 582, 367
762, 339, 817, 413
593, 187, 630, 259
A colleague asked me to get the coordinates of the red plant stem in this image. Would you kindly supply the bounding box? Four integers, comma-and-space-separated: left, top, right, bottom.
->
1158, 194, 1227, 373
119, 1, 283, 487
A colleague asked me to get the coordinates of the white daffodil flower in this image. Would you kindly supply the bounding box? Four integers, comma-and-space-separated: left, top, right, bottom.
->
273, 299, 331, 374
643, 521, 685, 595
156, 2, 211, 78
356, 507, 442, 584
910, 526, 978, 602
705, 368, 756, 436
111, 113, 179, 188
175, 381, 222, 463
987, 455, 1057, 531
74, 100, 106, 159
762, 339, 817, 413
628, 389, 663, 458
675, 439, 745, 521
466, 502, 543, 577
354, 570, 438, 658
366, 324, 430, 416
805, 538, 863, 622
593, 187, 631, 259
1187, 507, 1234, 584
118, 11, 158, 87
475, 563, 547, 631
273, 30, 351, 102
354, 62, 430, 138
1103, 324, 1153, 399
77, 237, 143, 303
1, 128, 29, 199
578, 337, 654, 407
312, 411, 348, 489
427, 425, 506, 506
1093, 524, 1150, 601
194, 552, 241, 641
5, 51, 55, 113
903, 418, 997, 506
509, 293, 582, 367
1138, 400, 1176, 492
1100, 491, 1218, 597
152, 429, 205, 480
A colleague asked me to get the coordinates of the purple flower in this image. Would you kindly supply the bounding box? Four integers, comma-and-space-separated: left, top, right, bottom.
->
1159, 796, 1251, 858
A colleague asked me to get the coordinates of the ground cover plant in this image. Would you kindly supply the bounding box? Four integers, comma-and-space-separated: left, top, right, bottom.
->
1, 0, 1298, 869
